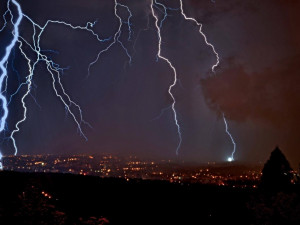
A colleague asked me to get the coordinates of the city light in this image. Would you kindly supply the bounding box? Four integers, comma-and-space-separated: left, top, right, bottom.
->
1, 154, 262, 188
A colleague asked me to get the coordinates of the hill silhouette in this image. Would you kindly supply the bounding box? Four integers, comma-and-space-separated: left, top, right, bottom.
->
0, 169, 299, 225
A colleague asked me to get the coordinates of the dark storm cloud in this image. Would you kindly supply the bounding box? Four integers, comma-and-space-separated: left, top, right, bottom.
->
201, 56, 300, 129
186, 0, 300, 71
196, 0, 300, 165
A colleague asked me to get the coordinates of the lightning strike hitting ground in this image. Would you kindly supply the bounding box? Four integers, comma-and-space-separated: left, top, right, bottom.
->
151, 0, 183, 155
0, 0, 23, 168
151, 0, 231, 157
179, 0, 236, 160
10, 41, 34, 156
223, 114, 236, 162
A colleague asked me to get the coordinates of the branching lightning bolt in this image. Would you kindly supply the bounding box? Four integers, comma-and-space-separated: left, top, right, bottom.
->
0, 0, 237, 169
0, 0, 137, 169
8, 12, 109, 155
154, 1, 179, 29
151, 0, 182, 155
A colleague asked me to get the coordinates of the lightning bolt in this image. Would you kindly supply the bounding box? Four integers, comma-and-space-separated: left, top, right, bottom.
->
223, 113, 236, 162
151, 0, 182, 155
0, 0, 23, 131
179, 0, 219, 72
8, 14, 105, 154
0, 0, 23, 169
10, 40, 34, 156
180, 0, 237, 161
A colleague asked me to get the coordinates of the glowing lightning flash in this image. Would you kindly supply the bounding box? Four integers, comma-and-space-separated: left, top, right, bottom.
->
223, 114, 236, 162
0, 0, 23, 168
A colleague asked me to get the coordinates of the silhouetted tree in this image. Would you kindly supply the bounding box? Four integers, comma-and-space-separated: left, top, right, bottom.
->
261, 147, 293, 191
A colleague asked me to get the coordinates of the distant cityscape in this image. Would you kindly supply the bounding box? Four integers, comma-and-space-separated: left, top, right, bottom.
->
1, 154, 268, 188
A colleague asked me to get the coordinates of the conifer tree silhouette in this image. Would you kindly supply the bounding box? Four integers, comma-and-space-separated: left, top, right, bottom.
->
261, 146, 293, 190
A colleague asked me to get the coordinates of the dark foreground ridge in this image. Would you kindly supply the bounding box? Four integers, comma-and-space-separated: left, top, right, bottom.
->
0, 171, 300, 225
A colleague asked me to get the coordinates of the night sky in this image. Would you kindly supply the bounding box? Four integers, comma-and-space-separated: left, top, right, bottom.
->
0, 0, 299, 166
